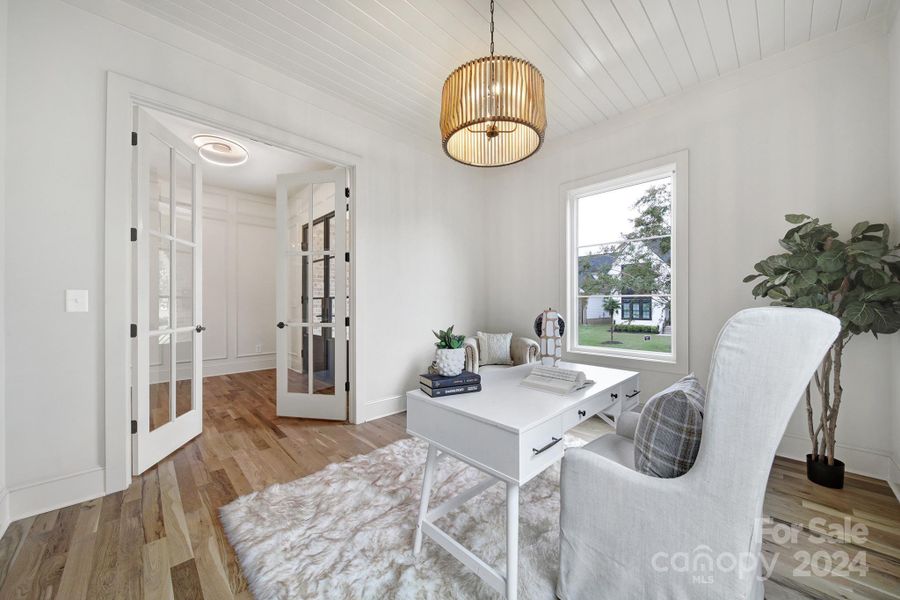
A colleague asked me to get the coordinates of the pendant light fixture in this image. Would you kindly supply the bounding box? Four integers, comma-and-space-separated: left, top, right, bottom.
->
439, 0, 547, 167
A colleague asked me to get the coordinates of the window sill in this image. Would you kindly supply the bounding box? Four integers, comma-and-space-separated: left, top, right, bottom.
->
564, 346, 688, 375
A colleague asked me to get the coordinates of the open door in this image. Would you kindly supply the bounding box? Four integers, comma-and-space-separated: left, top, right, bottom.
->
276, 168, 349, 420
132, 108, 204, 474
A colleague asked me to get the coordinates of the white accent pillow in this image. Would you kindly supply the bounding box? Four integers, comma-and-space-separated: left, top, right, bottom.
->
476, 331, 513, 366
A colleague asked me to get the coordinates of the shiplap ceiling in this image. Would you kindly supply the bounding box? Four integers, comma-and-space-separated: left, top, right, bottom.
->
113, 0, 894, 140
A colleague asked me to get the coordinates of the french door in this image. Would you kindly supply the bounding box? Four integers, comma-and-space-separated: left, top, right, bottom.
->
132, 108, 204, 474
275, 168, 349, 420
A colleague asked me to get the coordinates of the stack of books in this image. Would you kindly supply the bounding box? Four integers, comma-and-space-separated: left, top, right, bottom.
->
418, 371, 482, 397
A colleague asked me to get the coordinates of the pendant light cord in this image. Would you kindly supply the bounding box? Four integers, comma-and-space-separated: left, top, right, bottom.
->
489, 0, 495, 58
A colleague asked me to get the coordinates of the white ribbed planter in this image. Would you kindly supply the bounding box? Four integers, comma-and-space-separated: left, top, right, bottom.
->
433, 348, 466, 377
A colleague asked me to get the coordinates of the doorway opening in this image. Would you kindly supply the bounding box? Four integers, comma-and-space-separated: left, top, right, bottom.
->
130, 107, 353, 476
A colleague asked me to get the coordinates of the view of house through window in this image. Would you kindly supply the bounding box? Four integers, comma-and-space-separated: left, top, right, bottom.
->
576, 172, 673, 357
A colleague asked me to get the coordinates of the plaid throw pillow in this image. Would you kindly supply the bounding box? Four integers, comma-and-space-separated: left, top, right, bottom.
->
633, 375, 706, 478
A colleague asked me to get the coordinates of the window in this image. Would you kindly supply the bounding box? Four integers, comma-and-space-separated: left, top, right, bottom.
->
563, 152, 688, 371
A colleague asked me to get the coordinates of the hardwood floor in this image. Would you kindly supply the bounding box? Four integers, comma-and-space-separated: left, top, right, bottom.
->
0, 370, 897, 599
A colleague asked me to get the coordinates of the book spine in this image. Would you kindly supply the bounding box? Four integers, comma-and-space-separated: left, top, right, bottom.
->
423, 384, 482, 397
419, 375, 481, 389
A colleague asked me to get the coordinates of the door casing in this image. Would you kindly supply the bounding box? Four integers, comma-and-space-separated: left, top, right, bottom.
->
104, 73, 361, 495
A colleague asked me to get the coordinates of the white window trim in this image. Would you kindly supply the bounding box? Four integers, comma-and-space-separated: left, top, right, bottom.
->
561, 150, 689, 375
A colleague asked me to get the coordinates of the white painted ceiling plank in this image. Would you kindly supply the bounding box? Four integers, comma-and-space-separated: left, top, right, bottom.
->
461, 0, 606, 127
867, 0, 890, 18
697, 0, 739, 72
785, 0, 814, 48
612, 0, 683, 96
638, 0, 700, 88
755, 0, 785, 58
124, 0, 433, 137
553, 0, 650, 108
511, 0, 627, 115
810, 0, 842, 39
726, 0, 761, 66
838, 0, 872, 27
207, 0, 438, 113
260, 0, 446, 89
584, 0, 666, 101
668, 0, 720, 80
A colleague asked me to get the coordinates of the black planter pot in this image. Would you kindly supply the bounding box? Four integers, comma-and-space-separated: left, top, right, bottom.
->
806, 454, 845, 489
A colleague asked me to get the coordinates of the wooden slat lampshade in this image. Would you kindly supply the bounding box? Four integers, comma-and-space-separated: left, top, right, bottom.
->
440, 56, 547, 167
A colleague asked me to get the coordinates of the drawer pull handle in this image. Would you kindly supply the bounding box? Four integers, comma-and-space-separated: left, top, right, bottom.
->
626, 390, 640, 398
610, 393, 618, 399
532, 437, 562, 455
578, 410, 586, 418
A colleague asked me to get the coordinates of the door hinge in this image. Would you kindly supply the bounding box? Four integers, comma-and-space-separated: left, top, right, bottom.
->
345, 316, 350, 327
131, 131, 138, 146
131, 420, 137, 434
344, 187, 350, 198
130, 227, 137, 242
130, 323, 137, 338
345, 381, 350, 392
345, 252, 350, 262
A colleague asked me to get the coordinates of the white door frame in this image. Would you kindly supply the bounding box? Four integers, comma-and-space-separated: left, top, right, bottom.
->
104, 72, 362, 494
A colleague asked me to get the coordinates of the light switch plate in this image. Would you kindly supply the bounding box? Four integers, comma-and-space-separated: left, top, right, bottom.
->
66, 289, 89, 313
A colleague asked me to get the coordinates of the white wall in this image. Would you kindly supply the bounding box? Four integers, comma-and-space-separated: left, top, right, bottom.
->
485, 22, 894, 478
0, 0, 9, 539
889, 8, 900, 496
201, 186, 277, 377
3, 0, 486, 518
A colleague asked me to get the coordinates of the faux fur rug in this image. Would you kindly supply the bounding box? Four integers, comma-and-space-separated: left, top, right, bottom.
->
220, 436, 584, 600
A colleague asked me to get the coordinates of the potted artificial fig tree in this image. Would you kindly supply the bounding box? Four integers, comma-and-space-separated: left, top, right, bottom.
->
744, 214, 900, 489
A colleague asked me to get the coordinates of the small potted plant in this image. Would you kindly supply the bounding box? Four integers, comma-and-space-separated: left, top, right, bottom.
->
432, 325, 466, 377
744, 214, 900, 488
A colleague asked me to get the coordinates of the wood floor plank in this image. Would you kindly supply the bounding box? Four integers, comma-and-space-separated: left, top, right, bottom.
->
142, 538, 174, 600
0, 369, 894, 600
157, 461, 194, 568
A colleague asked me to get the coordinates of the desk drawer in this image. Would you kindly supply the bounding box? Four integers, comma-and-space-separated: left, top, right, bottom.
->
561, 391, 618, 430
519, 415, 564, 481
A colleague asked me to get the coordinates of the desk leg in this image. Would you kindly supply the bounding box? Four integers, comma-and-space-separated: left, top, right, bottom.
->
506, 482, 519, 600
414, 444, 438, 555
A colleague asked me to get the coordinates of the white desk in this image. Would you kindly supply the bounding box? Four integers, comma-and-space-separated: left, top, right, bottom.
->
406, 362, 640, 599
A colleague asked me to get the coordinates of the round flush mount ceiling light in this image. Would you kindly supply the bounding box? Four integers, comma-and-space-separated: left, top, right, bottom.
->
192, 134, 249, 166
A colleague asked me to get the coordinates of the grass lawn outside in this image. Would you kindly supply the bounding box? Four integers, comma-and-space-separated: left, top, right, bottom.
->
578, 325, 672, 353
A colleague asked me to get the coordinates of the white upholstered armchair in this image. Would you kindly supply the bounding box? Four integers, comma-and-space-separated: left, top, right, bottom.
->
557, 307, 839, 600
463, 335, 539, 374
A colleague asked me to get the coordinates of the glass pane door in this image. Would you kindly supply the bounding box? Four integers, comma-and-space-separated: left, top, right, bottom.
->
276, 168, 348, 420
133, 108, 203, 475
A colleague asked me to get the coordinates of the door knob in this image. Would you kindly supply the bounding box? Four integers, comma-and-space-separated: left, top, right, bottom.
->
195, 325, 206, 333
277, 321, 286, 329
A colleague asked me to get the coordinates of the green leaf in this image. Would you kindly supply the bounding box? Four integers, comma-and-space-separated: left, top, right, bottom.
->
870, 303, 900, 334
851, 221, 870, 237
849, 240, 886, 257
798, 269, 819, 286
768, 287, 787, 299
843, 301, 874, 327
785, 214, 809, 224
865, 283, 900, 301
855, 253, 882, 267
743, 273, 763, 283
861, 268, 889, 289
751, 280, 769, 297
817, 250, 845, 272
787, 254, 817, 270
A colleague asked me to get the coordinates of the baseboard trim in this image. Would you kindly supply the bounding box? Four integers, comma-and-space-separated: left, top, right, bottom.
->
362, 394, 406, 423
889, 458, 900, 503
203, 356, 276, 377
7, 467, 106, 523
777, 433, 892, 481
0, 488, 10, 540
